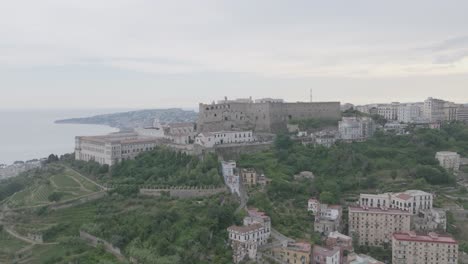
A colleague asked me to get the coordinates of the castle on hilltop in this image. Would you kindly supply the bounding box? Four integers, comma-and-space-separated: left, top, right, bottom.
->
197, 97, 341, 133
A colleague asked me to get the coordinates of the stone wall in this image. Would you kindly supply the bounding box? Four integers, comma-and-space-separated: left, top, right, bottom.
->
198, 101, 341, 133
139, 186, 228, 198
80, 230, 126, 261
214, 142, 274, 160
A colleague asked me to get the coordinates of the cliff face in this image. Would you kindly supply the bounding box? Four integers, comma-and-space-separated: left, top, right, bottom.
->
55, 108, 198, 129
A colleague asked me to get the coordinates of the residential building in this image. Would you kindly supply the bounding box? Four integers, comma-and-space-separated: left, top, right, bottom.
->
227, 224, 264, 263
443, 102, 460, 121
194, 130, 254, 148
326, 231, 353, 253
423, 97, 447, 122
271, 242, 312, 264
314, 131, 339, 148
359, 190, 433, 215
309, 198, 342, 235
392, 232, 458, 264
75, 132, 162, 166
435, 151, 460, 173
308, 198, 320, 214
398, 104, 423, 123
243, 208, 271, 245
346, 253, 384, 264
227, 208, 271, 263
338, 117, 375, 142
348, 206, 411, 246
456, 105, 468, 122
240, 168, 257, 187
221, 161, 240, 195
257, 174, 272, 187
377, 102, 399, 120
312, 245, 341, 264
413, 208, 447, 232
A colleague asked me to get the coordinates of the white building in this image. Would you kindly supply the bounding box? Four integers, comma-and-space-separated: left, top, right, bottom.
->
377, 102, 399, 120
398, 104, 423, 123
435, 151, 460, 173
75, 133, 162, 166
359, 190, 433, 215
221, 160, 240, 195
308, 198, 320, 214
195, 130, 254, 148
338, 117, 375, 142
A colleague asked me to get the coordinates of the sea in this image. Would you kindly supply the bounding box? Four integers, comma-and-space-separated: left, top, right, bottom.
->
0, 109, 123, 165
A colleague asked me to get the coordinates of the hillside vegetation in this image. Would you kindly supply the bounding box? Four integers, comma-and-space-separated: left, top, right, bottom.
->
64, 149, 223, 187
239, 122, 468, 240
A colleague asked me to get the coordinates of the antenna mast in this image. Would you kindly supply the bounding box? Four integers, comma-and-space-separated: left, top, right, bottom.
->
310, 89, 313, 102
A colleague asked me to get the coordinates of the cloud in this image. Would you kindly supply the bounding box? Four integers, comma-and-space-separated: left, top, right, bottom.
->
1, 1, 468, 79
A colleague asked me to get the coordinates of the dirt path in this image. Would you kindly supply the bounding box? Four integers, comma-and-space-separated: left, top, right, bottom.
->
65, 166, 105, 190
3, 226, 57, 245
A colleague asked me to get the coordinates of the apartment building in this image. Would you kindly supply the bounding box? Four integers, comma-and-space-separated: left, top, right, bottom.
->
377, 102, 399, 120
227, 208, 271, 263
348, 206, 411, 247
397, 104, 423, 123
392, 232, 458, 264
338, 117, 375, 142
435, 151, 460, 173
240, 168, 257, 187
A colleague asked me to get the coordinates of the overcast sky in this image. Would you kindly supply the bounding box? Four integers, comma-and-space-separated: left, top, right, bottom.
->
1, 0, 468, 109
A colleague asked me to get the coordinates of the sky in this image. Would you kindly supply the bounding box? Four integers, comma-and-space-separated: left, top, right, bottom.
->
1, 0, 468, 109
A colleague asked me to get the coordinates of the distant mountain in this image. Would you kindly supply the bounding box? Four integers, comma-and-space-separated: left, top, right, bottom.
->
55, 108, 198, 129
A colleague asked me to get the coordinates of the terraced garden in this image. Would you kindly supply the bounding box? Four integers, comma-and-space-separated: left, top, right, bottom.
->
9, 202, 98, 241
6, 165, 101, 208
0, 229, 29, 262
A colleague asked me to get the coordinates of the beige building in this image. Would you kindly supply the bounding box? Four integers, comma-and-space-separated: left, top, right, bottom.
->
227, 208, 271, 263
271, 242, 312, 264
240, 168, 257, 187
75, 132, 162, 166
392, 232, 458, 264
348, 206, 411, 247
435, 151, 460, 173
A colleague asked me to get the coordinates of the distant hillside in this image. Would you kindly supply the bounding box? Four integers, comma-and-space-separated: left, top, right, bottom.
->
55, 108, 198, 129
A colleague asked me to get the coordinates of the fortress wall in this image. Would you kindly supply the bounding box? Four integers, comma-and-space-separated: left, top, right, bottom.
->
197, 101, 341, 133
285, 102, 341, 120
214, 142, 273, 160
139, 187, 228, 198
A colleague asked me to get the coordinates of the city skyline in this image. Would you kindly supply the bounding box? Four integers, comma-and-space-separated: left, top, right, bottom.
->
1, 0, 468, 109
